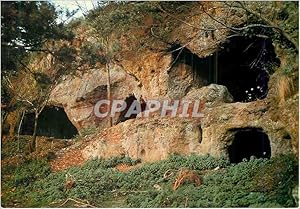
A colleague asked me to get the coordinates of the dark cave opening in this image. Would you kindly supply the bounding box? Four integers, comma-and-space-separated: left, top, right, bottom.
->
217, 37, 280, 102
170, 37, 279, 102
116, 94, 146, 124
117, 94, 138, 123
228, 128, 271, 164
21, 106, 78, 139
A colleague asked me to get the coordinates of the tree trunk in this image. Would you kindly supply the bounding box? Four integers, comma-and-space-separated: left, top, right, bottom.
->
17, 110, 25, 152
30, 110, 39, 152
106, 63, 112, 127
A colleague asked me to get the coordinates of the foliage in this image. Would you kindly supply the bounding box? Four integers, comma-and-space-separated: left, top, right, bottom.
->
271, 2, 298, 50
1, 158, 52, 207
230, 1, 298, 51
1, 1, 77, 119
86, 2, 194, 52
14, 159, 51, 187
79, 42, 104, 66
1, 136, 29, 159
126, 154, 297, 208
1, 1, 73, 74
2, 153, 297, 207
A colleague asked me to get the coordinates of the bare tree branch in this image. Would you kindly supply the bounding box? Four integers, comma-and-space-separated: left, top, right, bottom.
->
235, 1, 298, 51
157, 5, 215, 32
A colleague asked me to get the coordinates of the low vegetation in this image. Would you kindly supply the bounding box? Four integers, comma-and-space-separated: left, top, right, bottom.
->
1, 152, 298, 207
1, 1, 298, 208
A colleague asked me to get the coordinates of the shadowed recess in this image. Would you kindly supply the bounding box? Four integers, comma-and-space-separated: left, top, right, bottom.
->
21, 106, 78, 139
169, 36, 280, 102
228, 128, 271, 163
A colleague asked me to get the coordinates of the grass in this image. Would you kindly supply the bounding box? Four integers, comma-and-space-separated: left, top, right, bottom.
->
1, 153, 298, 207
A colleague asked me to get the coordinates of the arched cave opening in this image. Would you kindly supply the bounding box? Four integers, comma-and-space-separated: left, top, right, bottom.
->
169, 36, 279, 102
21, 106, 78, 139
228, 128, 271, 164
116, 94, 146, 124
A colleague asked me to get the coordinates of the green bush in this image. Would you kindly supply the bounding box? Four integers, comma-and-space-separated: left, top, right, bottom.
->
14, 159, 51, 187
2, 154, 297, 207
1, 158, 52, 207
126, 154, 298, 208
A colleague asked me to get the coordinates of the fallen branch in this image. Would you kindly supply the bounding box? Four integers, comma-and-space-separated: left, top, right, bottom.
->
163, 169, 174, 179
59, 197, 95, 208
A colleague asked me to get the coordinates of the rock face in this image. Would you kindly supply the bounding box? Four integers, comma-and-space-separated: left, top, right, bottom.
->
119, 51, 171, 99
183, 84, 233, 107
82, 117, 201, 162
82, 89, 294, 162
47, 2, 298, 163
49, 65, 141, 132
82, 84, 235, 161
49, 45, 298, 163
168, 63, 194, 99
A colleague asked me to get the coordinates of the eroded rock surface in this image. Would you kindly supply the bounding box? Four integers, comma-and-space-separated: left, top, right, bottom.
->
49, 65, 141, 132
47, 2, 298, 164
81, 94, 294, 162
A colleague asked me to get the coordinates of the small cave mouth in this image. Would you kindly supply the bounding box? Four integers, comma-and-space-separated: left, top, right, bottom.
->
21, 106, 78, 139
140, 149, 146, 157
116, 94, 146, 124
169, 36, 280, 102
228, 128, 271, 164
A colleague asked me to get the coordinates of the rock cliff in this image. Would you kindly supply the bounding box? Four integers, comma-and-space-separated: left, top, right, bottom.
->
45, 2, 298, 163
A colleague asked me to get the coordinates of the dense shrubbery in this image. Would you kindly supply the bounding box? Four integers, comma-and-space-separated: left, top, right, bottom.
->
2, 153, 297, 207
126, 154, 298, 207
1, 136, 29, 159
1, 158, 52, 207
14, 159, 51, 187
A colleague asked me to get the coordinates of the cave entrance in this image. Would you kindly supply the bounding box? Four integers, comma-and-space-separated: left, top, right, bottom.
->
170, 36, 279, 102
228, 128, 271, 163
21, 106, 78, 139
116, 94, 146, 124
216, 37, 279, 102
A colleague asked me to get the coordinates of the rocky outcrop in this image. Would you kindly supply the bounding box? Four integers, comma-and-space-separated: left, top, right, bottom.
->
81, 85, 294, 162
49, 65, 141, 132
47, 2, 298, 163
82, 102, 294, 162
82, 117, 200, 162
82, 84, 234, 161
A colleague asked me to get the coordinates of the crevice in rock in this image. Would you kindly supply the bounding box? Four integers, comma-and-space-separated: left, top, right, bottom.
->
21, 106, 78, 139
198, 125, 203, 143
227, 127, 271, 163
140, 149, 146, 157
283, 132, 292, 140
116, 94, 138, 123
